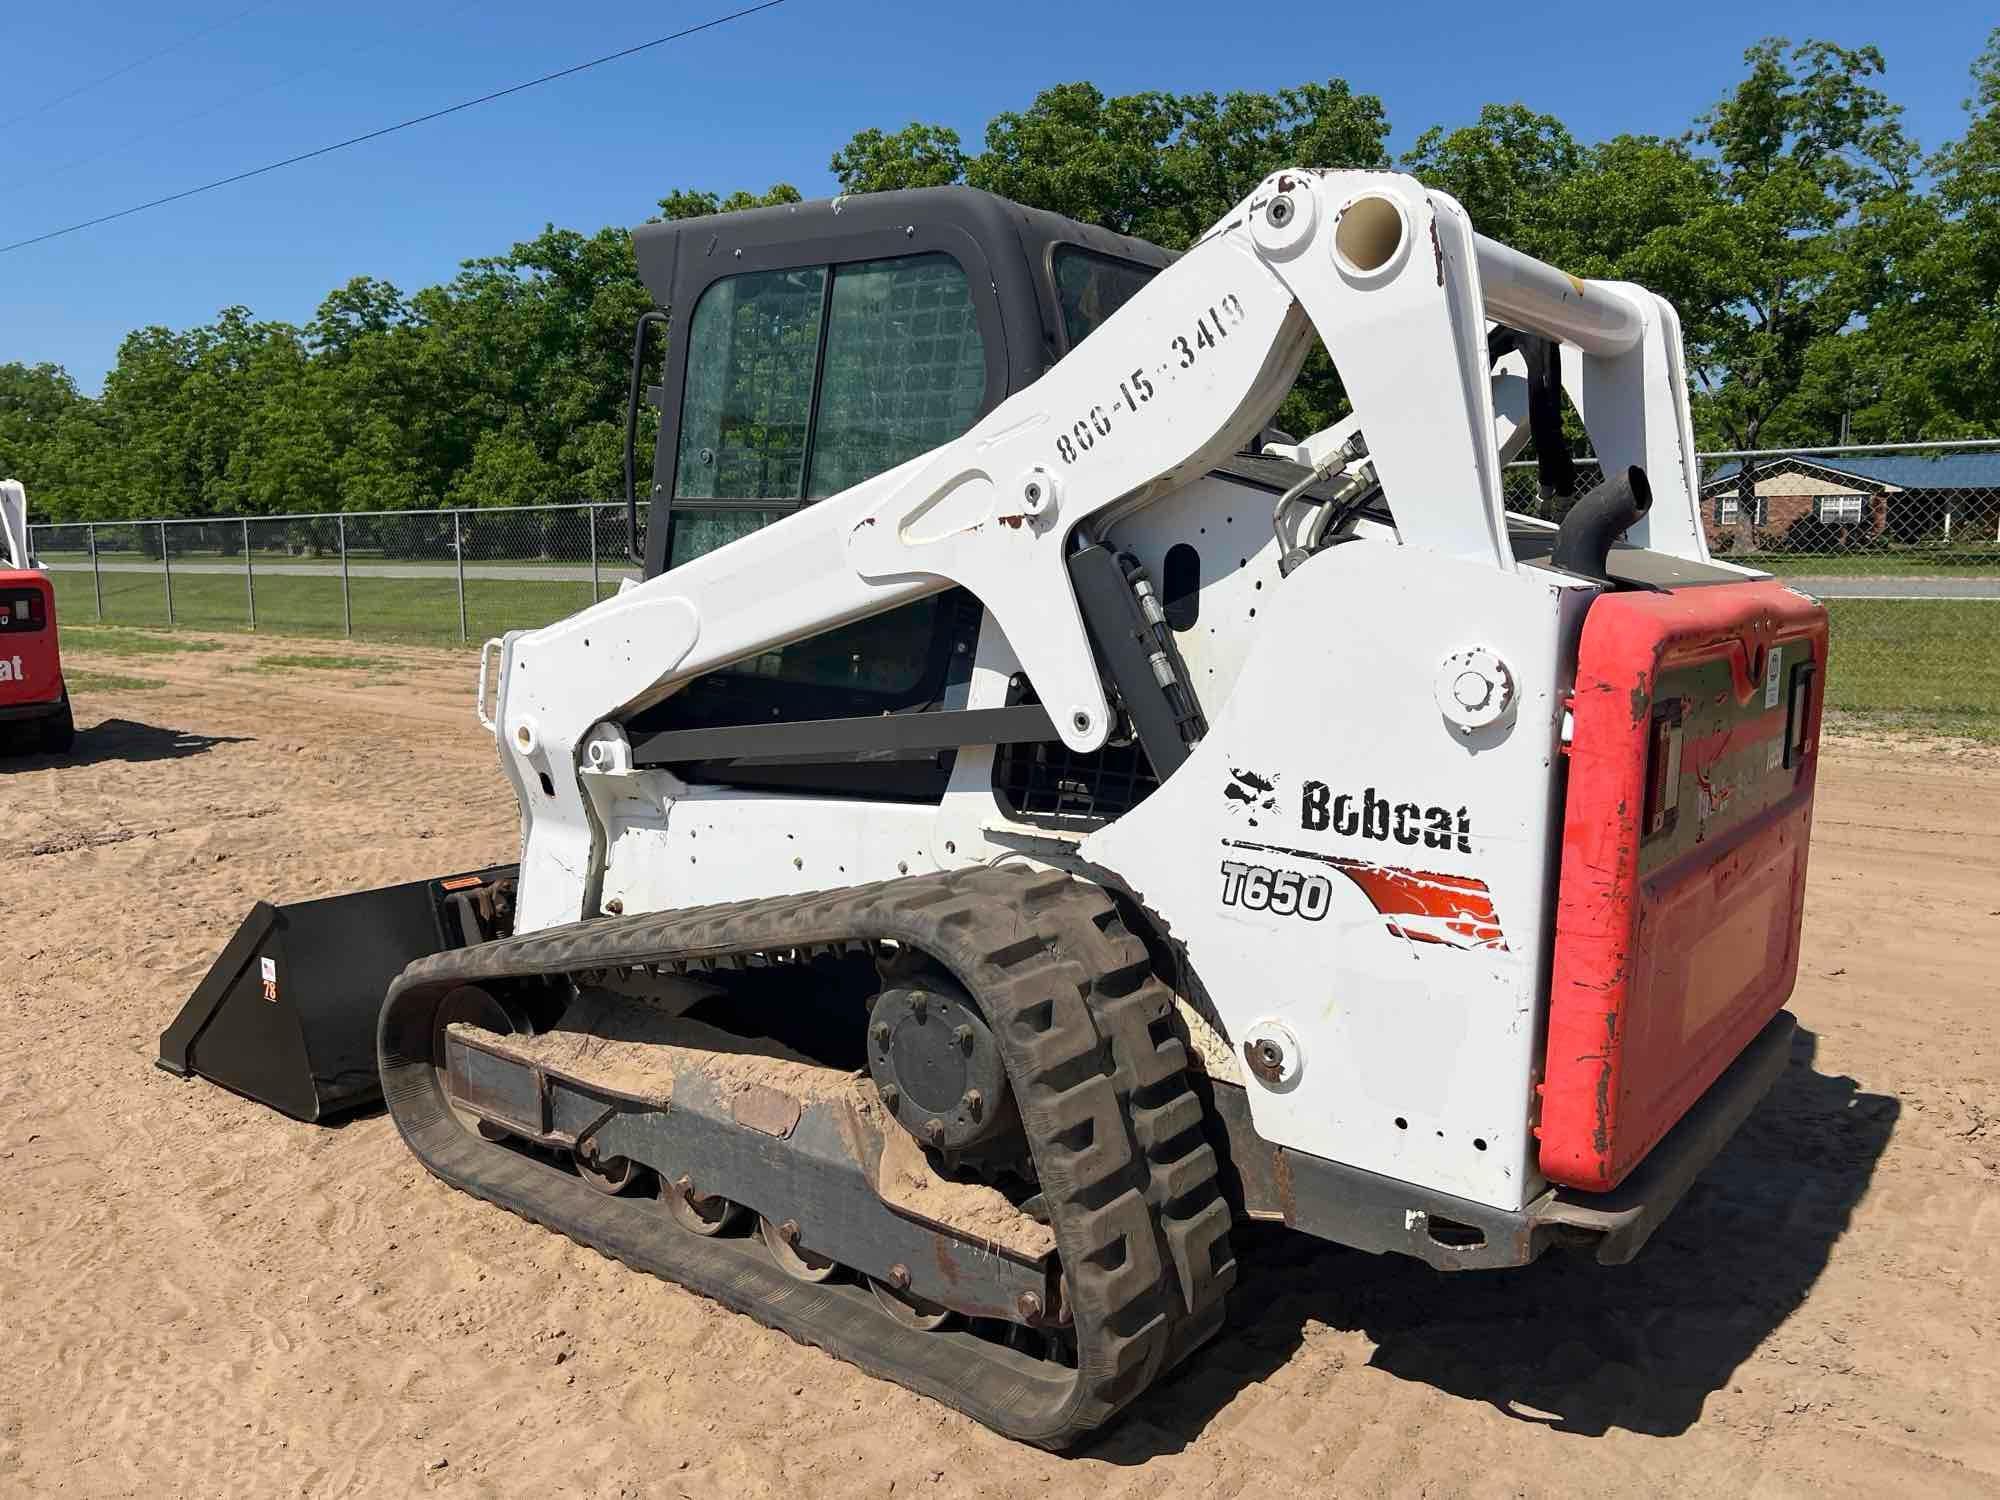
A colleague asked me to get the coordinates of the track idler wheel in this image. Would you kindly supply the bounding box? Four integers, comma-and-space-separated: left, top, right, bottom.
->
759, 1215, 837, 1282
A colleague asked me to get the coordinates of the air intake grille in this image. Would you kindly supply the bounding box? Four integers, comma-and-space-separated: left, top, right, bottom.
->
993, 734, 1159, 825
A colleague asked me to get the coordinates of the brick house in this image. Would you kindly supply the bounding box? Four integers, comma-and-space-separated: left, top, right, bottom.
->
1698, 452, 2000, 553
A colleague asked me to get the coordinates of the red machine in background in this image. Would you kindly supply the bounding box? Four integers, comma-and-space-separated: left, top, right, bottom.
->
0, 480, 75, 755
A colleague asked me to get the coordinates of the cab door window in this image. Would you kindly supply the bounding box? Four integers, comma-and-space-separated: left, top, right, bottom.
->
675, 266, 826, 502
653, 252, 988, 753
807, 255, 986, 499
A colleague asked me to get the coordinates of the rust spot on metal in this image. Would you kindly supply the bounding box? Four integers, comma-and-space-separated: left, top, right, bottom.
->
1273, 1147, 1298, 1226
1591, 1010, 1617, 1156
1430, 218, 1444, 286
932, 1233, 961, 1285
996, 513, 1027, 530
1244, 1038, 1286, 1086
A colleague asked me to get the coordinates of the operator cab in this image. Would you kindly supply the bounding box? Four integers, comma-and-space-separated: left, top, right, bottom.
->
633, 186, 1170, 578
624, 189, 1170, 796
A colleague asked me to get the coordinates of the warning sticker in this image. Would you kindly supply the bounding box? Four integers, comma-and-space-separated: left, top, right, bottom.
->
260, 955, 279, 1003
1764, 645, 1783, 709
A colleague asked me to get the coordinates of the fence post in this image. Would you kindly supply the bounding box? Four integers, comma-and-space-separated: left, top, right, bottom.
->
243, 517, 256, 631
338, 515, 352, 638
161, 521, 174, 627
454, 510, 468, 643
589, 504, 600, 604
88, 524, 102, 622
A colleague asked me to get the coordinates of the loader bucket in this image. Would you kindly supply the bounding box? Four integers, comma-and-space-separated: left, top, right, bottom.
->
157, 866, 517, 1122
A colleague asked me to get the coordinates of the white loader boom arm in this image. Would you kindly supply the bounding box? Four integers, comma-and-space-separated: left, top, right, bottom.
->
493, 170, 1707, 934
0, 480, 28, 571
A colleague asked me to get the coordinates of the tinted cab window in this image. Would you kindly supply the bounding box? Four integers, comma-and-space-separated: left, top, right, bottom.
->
1052, 247, 1157, 350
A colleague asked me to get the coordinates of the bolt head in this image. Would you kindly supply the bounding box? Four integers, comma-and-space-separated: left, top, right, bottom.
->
879, 1083, 901, 1111
923, 1118, 946, 1145
961, 1089, 983, 1118
908, 991, 928, 1021
1453, 669, 1491, 709
1266, 196, 1293, 226
953, 1024, 975, 1051
871, 1021, 892, 1048
779, 1218, 801, 1245
1015, 1291, 1043, 1323
888, 1263, 912, 1290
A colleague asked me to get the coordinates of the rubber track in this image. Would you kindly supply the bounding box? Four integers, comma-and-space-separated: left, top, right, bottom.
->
378, 867, 1235, 1447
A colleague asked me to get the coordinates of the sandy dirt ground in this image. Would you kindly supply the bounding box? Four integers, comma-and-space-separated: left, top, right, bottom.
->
3, 636, 1997, 1499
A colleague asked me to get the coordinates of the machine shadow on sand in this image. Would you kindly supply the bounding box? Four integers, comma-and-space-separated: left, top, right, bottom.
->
1091, 1026, 1895, 1458
0, 717, 249, 770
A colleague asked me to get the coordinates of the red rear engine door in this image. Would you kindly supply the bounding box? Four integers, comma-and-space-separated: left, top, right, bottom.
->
1541, 578, 1827, 1193
0, 571, 63, 709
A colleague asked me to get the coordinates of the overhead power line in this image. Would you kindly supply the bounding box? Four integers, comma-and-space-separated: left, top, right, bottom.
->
0, 1, 789, 257
1, 0, 492, 197
0, 0, 283, 131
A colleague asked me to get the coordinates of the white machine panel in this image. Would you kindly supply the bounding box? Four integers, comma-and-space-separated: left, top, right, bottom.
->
1085, 544, 1594, 1210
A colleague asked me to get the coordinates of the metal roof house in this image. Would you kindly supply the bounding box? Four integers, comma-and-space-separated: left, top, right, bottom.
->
1699, 451, 2000, 552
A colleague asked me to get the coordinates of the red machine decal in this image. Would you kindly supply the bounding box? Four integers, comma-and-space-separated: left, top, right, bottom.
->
1224, 839, 1507, 951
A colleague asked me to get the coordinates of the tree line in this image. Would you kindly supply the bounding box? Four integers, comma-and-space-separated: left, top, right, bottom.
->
3, 32, 1996, 525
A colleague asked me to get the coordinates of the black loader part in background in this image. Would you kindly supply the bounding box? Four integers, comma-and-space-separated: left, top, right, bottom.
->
157, 866, 517, 1122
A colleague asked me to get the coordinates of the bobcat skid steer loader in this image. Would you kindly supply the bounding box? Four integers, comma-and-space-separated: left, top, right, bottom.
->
0, 480, 74, 755
163, 171, 1826, 1445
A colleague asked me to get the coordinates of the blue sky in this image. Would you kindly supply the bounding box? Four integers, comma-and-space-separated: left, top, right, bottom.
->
2, 0, 1991, 391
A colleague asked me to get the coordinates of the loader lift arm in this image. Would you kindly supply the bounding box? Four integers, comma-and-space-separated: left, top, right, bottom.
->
495, 170, 1711, 934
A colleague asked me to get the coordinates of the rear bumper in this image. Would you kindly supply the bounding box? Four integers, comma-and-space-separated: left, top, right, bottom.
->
1213, 1009, 1796, 1271
0, 690, 65, 722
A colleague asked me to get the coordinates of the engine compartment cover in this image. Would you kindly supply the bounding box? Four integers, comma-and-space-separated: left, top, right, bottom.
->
1541, 579, 1826, 1192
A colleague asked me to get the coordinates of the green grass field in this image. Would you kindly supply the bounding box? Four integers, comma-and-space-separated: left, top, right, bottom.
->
48, 566, 614, 645
1820, 599, 2000, 740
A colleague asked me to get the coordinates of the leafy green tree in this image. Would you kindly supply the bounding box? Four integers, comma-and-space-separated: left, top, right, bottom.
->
656, 183, 803, 221
829, 124, 966, 193
1662, 39, 1916, 454
0, 362, 86, 513
1804, 28, 2000, 441
1401, 104, 1583, 258
833, 80, 1391, 253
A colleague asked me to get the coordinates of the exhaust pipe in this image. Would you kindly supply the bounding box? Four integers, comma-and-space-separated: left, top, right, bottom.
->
1553, 465, 1652, 584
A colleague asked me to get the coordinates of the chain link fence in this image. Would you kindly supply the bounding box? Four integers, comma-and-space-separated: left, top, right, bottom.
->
1501, 440, 2000, 736
30, 503, 646, 647
28, 441, 2000, 736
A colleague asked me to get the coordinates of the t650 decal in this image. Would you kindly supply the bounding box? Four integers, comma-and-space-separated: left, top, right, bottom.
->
1222, 837, 1507, 951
